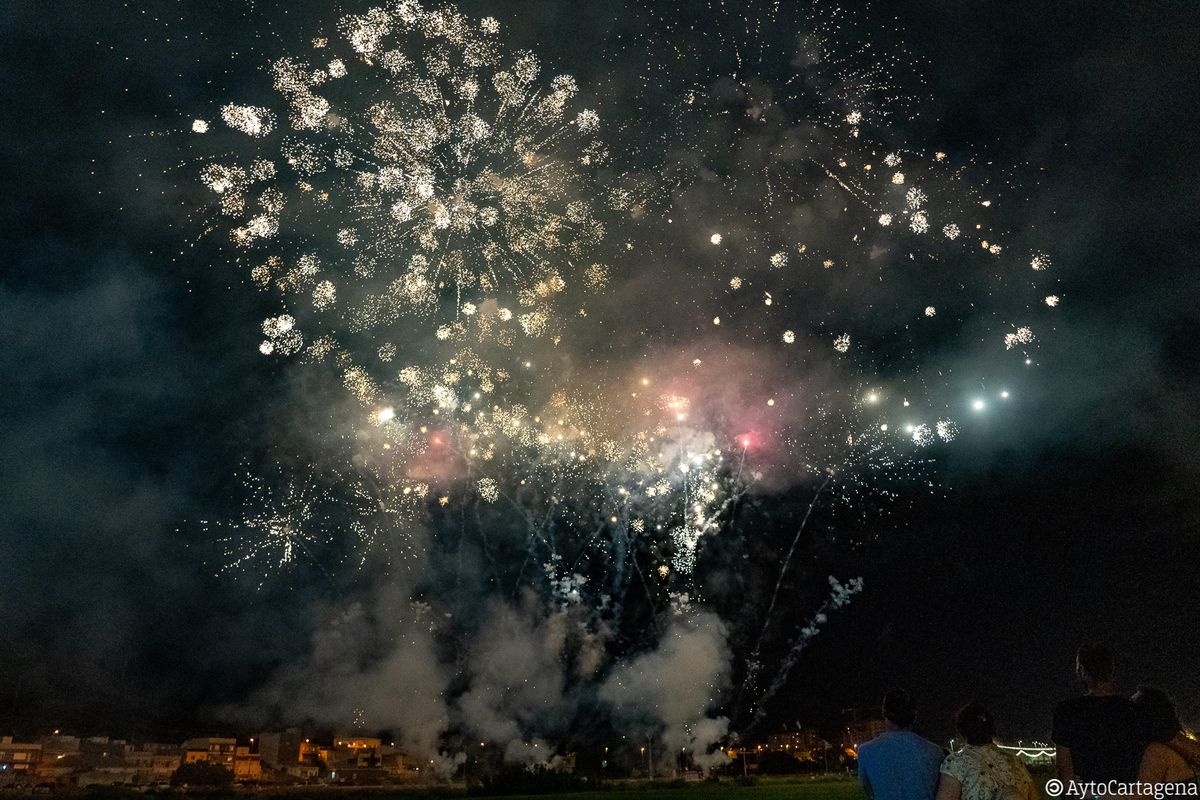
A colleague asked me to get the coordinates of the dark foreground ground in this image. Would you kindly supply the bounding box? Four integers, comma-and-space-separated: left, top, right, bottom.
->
0, 773, 1056, 800
0, 777, 855, 800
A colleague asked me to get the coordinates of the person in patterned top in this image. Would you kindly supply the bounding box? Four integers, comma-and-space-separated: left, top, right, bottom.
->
935, 703, 1036, 800
1132, 686, 1198, 787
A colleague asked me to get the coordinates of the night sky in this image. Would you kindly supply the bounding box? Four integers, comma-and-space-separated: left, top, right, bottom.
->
3, 0, 1199, 750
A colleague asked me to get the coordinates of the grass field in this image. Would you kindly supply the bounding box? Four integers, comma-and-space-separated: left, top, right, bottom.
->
493, 776, 865, 800
2, 771, 1059, 800
0, 775, 868, 800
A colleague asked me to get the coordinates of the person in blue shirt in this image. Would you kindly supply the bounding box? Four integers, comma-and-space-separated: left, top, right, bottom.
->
857, 690, 946, 800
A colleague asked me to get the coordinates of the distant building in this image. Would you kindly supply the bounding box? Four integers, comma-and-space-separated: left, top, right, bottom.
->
331, 736, 383, 769
179, 738, 258, 782
182, 737, 237, 771
0, 736, 42, 782
257, 729, 302, 769
123, 743, 181, 786
327, 736, 383, 784
765, 730, 821, 761
233, 746, 262, 782
37, 734, 81, 762
78, 737, 126, 764
29, 735, 135, 785
842, 708, 888, 750
379, 744, 412, 776
32, 735, 76, 783
76, 766, 140, 787
299, 738, 330, 768
286, 763, 321, 782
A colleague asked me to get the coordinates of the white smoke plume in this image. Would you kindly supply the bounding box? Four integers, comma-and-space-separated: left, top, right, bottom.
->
455, 594, 579, 765
232, 581, 452, 767
601, 611, 733, 770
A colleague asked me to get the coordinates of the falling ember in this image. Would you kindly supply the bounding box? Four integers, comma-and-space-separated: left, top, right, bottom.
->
477, 478, 500, 503
911, 424, 934, 446
1004, 326, 1036, 350
220, 104, 275, 137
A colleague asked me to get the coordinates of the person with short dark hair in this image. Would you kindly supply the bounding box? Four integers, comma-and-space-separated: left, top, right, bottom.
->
1052, 642, 1145, 781
935, 703, 1035, 800
1131, 687, 1197, 786
857, 690, 944, 800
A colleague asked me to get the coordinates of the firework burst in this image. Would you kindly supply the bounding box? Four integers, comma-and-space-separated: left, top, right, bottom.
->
176, 0, 1060, 759
199, 466, 332, 588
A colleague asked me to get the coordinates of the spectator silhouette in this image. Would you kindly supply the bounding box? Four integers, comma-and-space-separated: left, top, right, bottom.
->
1052, 642, 1145, 781
857, 690, 944, 800
1131, 686, 1197, 786
936, 703, 1035, 800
